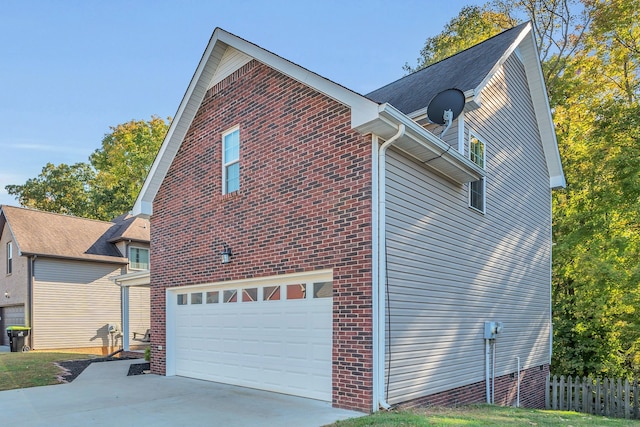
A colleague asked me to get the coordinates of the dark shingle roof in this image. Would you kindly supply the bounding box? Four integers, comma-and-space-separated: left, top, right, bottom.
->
0, 206, 149, 263
366, 22, 529, 115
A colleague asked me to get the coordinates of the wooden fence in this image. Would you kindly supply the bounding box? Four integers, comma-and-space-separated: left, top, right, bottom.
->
546, 375, 640, 419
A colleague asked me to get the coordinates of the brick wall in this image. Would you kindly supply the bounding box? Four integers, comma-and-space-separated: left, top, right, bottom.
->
398, 364, 550, 409
150, 60, 374, 411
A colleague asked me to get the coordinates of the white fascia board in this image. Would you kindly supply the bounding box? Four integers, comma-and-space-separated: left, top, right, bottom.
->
518, 31, 566, 189
215, 30, 380, 129
133, 29, 227, 216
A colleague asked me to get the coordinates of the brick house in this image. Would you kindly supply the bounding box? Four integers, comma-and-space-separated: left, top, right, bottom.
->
133, 22, 564, 412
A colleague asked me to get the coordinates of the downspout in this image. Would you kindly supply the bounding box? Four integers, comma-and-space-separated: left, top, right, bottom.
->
374, 124, 405, 410
27, 255, 36, 349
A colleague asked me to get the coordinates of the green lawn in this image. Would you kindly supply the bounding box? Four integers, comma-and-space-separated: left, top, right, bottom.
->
0, 352, 95, 391
328, 405, 640, 426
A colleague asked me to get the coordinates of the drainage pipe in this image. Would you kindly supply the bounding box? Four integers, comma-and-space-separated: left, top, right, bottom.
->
485, 338, 491, 403
492, 339, 497, 404
374, 124, 406, 411
516, 356, 521, 407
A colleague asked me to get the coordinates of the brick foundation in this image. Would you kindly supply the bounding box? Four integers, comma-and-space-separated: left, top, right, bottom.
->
398, 364, 549, 409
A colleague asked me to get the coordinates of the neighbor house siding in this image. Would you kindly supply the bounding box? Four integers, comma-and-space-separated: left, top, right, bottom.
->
0, 223, 29, 307
151, 61, 374, 411
32, 258, 145, 350
384, 53, 551, 405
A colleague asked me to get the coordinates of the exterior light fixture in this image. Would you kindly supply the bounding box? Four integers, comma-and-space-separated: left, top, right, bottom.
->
221, 245, 232, 264
4, 291, 9, 299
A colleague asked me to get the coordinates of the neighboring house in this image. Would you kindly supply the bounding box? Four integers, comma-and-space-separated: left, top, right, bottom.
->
0, 205, 150, 352
132, 22, 564, 412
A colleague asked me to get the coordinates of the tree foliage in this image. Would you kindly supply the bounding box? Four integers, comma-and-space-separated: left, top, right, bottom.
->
5, 116, 169, 221
407, 0, 640, 377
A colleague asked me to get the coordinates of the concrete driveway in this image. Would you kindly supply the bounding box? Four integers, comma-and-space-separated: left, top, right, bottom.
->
0, 358, 362, 426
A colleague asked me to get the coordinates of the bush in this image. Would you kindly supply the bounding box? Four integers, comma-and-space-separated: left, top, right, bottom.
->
144, 346, 150, 362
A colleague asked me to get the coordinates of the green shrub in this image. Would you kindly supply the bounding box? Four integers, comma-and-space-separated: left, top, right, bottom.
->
144, 346, 150, 362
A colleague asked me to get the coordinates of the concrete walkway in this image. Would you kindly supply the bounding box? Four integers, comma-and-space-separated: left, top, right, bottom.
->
0, 358, 362, 426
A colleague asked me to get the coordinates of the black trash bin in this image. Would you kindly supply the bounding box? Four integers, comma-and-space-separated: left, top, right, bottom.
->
6, 326, 30, 352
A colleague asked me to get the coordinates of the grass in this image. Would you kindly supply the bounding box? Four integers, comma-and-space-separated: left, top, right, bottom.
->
328, 405, 640, 426
0, 351, 95, 391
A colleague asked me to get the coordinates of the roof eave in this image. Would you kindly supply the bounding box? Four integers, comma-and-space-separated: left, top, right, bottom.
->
21, 252, 129, 265
355, 103, 485, 184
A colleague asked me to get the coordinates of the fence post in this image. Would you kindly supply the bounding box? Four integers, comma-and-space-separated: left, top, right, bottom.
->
634, 379, 639, 419
567, 375, 573, 411
593, 378, 602, 415
545, 373, 550, 409
552, 375, 558, 410
560, 376, 565, 410
625, 378, 630, 419
580, 377, 592, 414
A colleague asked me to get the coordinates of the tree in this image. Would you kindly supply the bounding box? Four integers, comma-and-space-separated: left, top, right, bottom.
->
5, 116, 169, 221
6, 162, 95, 218
90, 116, 169, 220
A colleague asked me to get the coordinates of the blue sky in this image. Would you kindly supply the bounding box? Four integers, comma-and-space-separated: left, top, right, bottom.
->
0, 0, 480, 208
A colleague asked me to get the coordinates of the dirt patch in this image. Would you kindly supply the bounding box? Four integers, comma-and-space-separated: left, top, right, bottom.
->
56, 356, 142, 383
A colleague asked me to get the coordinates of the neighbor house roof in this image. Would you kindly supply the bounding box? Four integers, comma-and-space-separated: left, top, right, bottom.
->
0, 206, 149, 264
133, 22, 564, 216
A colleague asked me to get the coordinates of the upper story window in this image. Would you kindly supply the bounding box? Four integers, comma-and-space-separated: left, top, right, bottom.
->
6, 241, 12, 275
129, 246, 149, 270
469, 133, 486, 213
222, 126, 240, 194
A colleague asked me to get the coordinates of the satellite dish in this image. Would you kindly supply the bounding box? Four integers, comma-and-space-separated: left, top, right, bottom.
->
426, 88, 465, 125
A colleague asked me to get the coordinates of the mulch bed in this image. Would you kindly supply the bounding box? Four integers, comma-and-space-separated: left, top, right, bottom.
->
56, 356, 149, 383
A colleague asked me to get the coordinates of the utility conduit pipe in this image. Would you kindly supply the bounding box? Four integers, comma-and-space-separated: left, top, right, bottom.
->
376, 124, 405, 410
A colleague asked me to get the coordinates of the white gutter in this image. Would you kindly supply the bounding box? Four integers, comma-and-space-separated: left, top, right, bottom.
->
373, 123, 405, 411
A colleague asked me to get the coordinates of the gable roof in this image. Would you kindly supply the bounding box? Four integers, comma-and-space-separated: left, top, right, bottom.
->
0, 206, 149, 264
366, 22, 529, 116
133, 23, 564, 216
365, 22, 564, 188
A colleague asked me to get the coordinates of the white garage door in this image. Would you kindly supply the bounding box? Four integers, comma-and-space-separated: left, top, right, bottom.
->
170, 272, 333, 401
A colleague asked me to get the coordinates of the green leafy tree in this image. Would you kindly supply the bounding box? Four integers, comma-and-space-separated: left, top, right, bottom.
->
5, 116, 169, 220
89, 116, 169, 219
6, 162, 95, 217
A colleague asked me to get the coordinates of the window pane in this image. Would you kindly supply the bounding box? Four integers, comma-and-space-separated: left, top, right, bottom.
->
263, 286, 280, 301
286, 284, 306, 300
6, 242, 12, 274
470, 135, 485, 168
206, 291, 219, 304
242, 288, 258, 302
470, 179, 485, 211
313, 282, 332, 298
130, 247, 149, 270
177, 294, 187, 305
224, 130, 239, 162
223, 289, 237, 303
191, 292, 202, 304
226, 163, 240, 193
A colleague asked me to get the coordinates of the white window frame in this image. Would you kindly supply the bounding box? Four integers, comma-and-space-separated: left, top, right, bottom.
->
6, 241, 12, 275
468, 132, 486, 213
129, 246, 150, 271
222, 125, 240, 194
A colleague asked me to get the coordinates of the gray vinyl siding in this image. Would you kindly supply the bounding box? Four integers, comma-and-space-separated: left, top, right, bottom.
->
384, 53, 552, 404
31, 258, 149, 350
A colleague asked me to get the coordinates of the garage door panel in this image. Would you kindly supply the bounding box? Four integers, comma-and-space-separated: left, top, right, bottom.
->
172, 281, 332, 401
